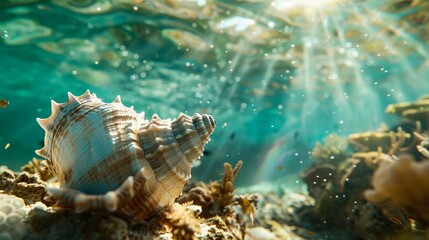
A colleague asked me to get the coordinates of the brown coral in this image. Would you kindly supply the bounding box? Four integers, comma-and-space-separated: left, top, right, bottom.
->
311, 134, 349, 165
155, 203, 203, 240
364, 156, 429, 226
177, 161, 244, 218
21, 158, 56, 182
177, 161, 257, 239
0, 168, 49, 205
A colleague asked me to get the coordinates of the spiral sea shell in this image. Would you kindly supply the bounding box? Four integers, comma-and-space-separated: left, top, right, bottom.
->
35, 90, 215, 221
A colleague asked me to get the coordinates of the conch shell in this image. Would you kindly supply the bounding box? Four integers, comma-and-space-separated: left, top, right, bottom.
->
36, 90, 215, 220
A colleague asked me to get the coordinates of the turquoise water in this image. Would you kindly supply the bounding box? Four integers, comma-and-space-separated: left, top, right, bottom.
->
0, 0, 429, 185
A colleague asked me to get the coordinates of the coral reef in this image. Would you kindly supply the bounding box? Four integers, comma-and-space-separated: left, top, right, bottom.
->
2, 94, 429, 239
0, 167, 48, 205
20, 158, 56, 182
177, 160, 258, 239
26, 203, 130, 240
362, 94, 429, 238
297, 95, 429, 239
153, 203, 203, 240
0, 194, 28, 239
365, 156, 429, 226
311, 134, 349, 165
0, 160, 267, 240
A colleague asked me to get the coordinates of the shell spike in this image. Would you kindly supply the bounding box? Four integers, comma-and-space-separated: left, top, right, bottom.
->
67, 92, 79, 104
112, 95, 122, 104
191, 113, 202, 119
178, 112, 186, 118
36, 117, 51, 131
151, 113, 160, 121
82, 89, 91, 98
35, 148, 47, 158
137, 111, 145, 121
51, 100, 60, 116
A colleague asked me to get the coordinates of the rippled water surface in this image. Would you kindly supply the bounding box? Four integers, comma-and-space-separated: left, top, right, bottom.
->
1, 0, 429, 184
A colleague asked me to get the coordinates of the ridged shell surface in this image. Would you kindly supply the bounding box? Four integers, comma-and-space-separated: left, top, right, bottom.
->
36, 90, 215, 220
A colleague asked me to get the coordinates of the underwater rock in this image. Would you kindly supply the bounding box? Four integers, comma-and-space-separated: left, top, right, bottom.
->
300, 163, 336, 198
36, 90, 215, 221
26, 203, 129, 240
0, 167, 48, 205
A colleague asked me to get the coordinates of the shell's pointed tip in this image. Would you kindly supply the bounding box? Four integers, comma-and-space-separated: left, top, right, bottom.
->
50, 100, 60, 115
151, 113, 160, 121
67, 92, 79, 103
36, 117, 50, 130
82, 89, 92, 98
113, 95, 122, 104
137, 111, 145, 120
130, 105, 134, 110
104, 192, 118, 212
35, 148, 47, 158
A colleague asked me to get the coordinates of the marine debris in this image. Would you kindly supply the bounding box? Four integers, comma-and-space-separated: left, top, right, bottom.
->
0, 99, 9, 108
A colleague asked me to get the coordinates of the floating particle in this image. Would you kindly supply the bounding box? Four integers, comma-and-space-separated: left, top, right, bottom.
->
222, 122, 228, 128
5, 143, 10, 150
0, 99, 9, 108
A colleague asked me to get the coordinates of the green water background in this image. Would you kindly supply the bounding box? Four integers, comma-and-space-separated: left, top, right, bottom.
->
0, 0, 429, 185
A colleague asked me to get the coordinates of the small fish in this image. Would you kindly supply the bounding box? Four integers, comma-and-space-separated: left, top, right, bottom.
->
389, 217, 402, 225
0, 99, 9, 108
229, 132, 236, 140
294, 131, 299, 140
4, 143, 10, 150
